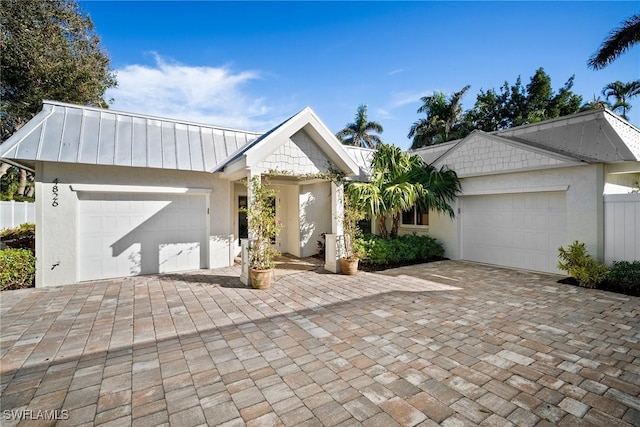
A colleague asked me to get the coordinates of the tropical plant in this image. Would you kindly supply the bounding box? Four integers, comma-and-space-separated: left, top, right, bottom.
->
243, 176, 282, 270
580, 95, 612, 112
336, 105, 384, 149
0, 165, 34, 200
558, 241, 609, 289
601, 80, 640, 119
409, 85, 470, 148
346, 144, 461, 239
588, 13, 640, 70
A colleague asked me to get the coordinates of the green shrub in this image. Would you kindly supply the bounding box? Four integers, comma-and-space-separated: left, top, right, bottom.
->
558, 241, 609, 288
604, 261, 640, 296
1, 223, 35, 252
357, 233, 444, 267
0, 249, 36, 290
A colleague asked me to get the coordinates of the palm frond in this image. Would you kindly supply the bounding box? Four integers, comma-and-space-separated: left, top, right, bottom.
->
588, 14, 640, 70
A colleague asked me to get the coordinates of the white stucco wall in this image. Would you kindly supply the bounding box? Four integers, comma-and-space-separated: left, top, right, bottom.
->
269, 184, 300, 256
604, 163, 640, 194
398, 225, 430, 237
36, 162, 232, 287
300, 182, 331, 257
429, 164, 605, 262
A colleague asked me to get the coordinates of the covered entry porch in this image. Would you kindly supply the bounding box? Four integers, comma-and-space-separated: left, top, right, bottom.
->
215, 108, 361, 285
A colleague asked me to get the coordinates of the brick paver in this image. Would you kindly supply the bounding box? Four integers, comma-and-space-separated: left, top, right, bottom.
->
1, 261, 639, 426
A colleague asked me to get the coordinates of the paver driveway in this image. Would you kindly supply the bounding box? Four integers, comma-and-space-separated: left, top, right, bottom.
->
1, 261, 639, 426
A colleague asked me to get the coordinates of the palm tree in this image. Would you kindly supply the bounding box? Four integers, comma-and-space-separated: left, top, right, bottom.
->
602, 80, 640, 119
336, 104, 384, 149
408, 85, 470, 149
588, 14, 640, 70
346, 144, 460, 239
579, 95, 612, 112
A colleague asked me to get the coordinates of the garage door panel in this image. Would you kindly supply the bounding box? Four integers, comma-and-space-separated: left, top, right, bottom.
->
462, 192, 566, 273
78, 192, 207, 281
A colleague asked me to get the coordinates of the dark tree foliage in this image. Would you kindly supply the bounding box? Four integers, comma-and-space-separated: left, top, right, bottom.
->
464, 68, 582, 133
410, 68, 584, 148
0, 0, 117, 141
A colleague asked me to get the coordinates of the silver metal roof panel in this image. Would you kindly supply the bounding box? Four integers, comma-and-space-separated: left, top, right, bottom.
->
0, 101, 261, 172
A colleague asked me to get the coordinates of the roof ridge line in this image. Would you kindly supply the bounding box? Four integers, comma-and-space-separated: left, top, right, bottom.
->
42, 100, 263, 136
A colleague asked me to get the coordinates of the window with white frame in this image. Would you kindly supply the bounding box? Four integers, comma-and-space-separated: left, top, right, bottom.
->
401, 205, 429, 226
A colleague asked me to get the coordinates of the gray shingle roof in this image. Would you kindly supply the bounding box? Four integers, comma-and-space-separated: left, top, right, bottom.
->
341, 146, 375, 179
410, 109, 640, 164
0, 101, 261, 172
495, 109, 640, 162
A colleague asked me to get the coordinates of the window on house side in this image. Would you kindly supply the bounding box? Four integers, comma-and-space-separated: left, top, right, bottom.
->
401, 205, 429, 226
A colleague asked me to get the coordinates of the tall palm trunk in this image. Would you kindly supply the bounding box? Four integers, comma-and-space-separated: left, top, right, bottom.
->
377, 214, 388, 240
0, 163, 10, 180
390, 214, 401, 238
17, 169, 27, 196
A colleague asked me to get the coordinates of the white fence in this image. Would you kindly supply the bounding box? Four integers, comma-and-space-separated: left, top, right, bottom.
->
0, 200, 35, 230
604, 193, 640, 264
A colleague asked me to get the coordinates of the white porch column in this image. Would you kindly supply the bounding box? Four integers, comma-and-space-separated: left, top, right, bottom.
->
240, 238, 251, 285
325, 181, 344, 273
240, 169, 259, 285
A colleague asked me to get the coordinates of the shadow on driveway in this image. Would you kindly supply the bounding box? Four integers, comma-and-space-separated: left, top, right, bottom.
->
1, 261, 638, 426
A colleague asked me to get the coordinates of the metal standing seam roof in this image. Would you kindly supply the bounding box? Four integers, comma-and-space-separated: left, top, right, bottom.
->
0, 101, 262, 172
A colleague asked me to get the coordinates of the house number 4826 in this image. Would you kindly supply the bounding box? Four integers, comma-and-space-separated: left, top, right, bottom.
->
52, 178, 59, 207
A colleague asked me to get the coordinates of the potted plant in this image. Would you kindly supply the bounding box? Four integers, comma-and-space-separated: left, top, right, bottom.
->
243, 176, 282, 289
340, 191, 365, 275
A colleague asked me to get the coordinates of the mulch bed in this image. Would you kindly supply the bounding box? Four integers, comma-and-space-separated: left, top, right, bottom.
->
358, 257, 449, 272
557, 276, 639, 297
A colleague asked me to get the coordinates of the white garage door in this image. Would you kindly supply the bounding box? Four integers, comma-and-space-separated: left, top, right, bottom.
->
78, 192, 207, 281
461, 192, 566, 273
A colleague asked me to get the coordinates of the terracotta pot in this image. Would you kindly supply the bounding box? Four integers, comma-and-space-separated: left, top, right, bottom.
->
340, 258, 359, 275
250, 268, 274, 289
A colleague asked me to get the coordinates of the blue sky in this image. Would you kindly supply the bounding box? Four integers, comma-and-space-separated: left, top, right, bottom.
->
81, 1, 639, 150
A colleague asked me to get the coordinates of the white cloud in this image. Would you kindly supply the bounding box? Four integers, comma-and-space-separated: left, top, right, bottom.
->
389, 90, 431, 108
107, 53, 274, 131
387, 69, 404, 76
375, 108, 394, 120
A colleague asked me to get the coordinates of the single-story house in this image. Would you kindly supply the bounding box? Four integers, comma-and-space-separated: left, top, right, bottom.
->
0, 101, 366, 287
1, 101, 639, 286
401, 109, 640, 274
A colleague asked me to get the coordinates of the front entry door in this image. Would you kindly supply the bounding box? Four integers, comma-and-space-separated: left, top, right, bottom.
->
238, 195, 248, 246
